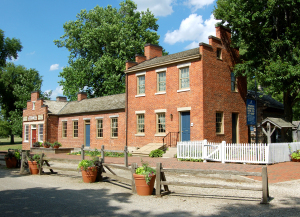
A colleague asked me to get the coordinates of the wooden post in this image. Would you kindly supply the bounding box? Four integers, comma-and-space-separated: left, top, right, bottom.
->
101, 145, 105, 163
39, 153, 44, 175
124, 146, 128, 167
20, 152, 26, 174
81, 144, 84, 160
156, 163, 161, 196
131, 163, 137, 194
261, 167, 269, 204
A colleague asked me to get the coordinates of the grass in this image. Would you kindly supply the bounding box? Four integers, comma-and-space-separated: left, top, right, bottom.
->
0, 136, 22, 151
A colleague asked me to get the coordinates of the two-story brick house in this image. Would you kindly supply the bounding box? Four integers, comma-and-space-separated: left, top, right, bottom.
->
125, 26, 248, 147
22, 26, 248, 150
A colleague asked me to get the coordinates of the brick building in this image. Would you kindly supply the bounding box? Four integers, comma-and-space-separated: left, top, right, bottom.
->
22, 26, 248, 150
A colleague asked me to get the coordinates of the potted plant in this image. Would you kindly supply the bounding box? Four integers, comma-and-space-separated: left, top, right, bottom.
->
51, 141, 62, 149
78, 159, 98, 183
133, 160, 156, 196
32, 142, 42, 148
5, 150, 20, 168
42, 141, 51, 148
27, 154, 43, 175
290, 150, 300, 162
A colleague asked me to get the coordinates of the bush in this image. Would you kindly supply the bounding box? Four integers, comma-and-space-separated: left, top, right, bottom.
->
149, 149, 164, 158
178, 158, 203, 162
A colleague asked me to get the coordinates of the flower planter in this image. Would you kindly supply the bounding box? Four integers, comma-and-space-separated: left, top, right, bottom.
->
133, 173, 156, 196
28, 161, 40, 175
53, 145, 60, 149
5, 157, 17, 168
80, 167, 97, 183
43, 145, 50, 148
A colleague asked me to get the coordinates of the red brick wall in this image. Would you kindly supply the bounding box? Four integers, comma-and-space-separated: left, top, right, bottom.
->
57, 111, 126, 150
144, 44, 162, 60
47, 116, 58, 143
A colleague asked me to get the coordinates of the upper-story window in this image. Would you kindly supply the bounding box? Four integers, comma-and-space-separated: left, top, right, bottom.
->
157, 72, 166, 92
231, 72, 237, 92
136, 72, 146, 96
179, 67, 189, 89
32, 102, 36, 110
217, 48, 222, 59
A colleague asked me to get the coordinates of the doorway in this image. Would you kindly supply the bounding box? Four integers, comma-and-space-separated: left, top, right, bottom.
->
31, 125, 36, 147
181, 111, 190, 141
85, 121, 90, 147
232, 113, 239, 143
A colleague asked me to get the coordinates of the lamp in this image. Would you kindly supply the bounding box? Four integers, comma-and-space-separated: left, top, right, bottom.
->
170, 114, 173, 121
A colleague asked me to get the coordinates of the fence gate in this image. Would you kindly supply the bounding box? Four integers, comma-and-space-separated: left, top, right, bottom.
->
203, 142, 222, 162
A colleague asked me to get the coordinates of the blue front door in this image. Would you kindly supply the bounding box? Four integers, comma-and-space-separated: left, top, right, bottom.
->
181, 112, 190, 141
85, 124, 90, 147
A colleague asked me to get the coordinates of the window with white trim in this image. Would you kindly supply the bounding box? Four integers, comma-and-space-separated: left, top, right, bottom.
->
73, 121, 78, 138
156, 113, 166, 133
157, 71, 166, 92
111, 118, 118, 138
38, 124, 43, 141
97, 119, 103, 138
137, 75, 145, 95
24, 125, 29, 141
179, 67, 189, 89
62, 121, 67, 138
216, 112, 224, 134
32, 102, 36, 110
137, 114, 145, 134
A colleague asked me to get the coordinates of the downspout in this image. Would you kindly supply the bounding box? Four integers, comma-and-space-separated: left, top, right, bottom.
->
125, 73, 128, 148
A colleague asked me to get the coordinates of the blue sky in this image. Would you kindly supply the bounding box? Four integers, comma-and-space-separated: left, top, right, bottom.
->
1, 0, 218, 99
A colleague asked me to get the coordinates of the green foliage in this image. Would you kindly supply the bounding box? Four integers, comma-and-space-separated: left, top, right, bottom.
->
51, 141, 62, 147
32, 142, 41, 147
68, 149, 132, 157
54, 0, 162, 100
42, 141, 51, 147
149, 149, 164, 158
178, 158, 203, 162
214, 0, 300, 122
78, 159, 97, 171
135, 160, 156, 185
5, 149, 21, 160
0, 118, 10, 138
27, 154, 44, 168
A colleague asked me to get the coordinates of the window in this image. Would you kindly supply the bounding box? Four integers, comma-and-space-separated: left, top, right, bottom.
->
216, 112, 223, 134
97, 119, 103, 138
62, 121, 67, 138
24, 125, 29, 141
38, 124, 43, 141
217, 48, 222, 59
137, 75, 145, 95
73, 121, 78, 138
137, 114, 145, 134
157, 72, 166, 92
231, 72, 237, 92
157, 113, 166, 133
32, 102, 35, 110
179, 67, 189, 89
111, 118, 118, 138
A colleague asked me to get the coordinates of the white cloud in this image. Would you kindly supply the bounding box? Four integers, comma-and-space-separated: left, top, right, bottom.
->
11, 56, 19, 62
134, 0, 175, 17
46, 86, 64, 100
164, 14, 219, 48
27, 51, 35, 55
49, 64, 59, 71
185, 0, 215, 12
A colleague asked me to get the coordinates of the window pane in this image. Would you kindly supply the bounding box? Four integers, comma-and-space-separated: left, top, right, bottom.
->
180, 67, 189, 89
137, 114, 145, 133
138, 75, 145, 94
39, 124, 43, 141
73, 121, 78, 137
97, 120, 103, 138
216, 113, 223, 133
63, 122, 67, 137
157, 113, 166, 133
158, 72, 166, 92
231, 72, 236, 91
25, 125, 29, 141
111, 118, 118, 137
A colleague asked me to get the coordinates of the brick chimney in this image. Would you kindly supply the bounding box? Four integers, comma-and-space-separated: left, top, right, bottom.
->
144, 44, 162, 60
216, 26, 231, 44
77, 92, 87, 101
56, 96, 67, 102
31, 91, 39, 101
125, 60, 138, 70
135, 54, 146, 64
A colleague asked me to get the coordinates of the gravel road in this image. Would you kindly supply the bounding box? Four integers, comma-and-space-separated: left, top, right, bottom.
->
0, 161, 299, 217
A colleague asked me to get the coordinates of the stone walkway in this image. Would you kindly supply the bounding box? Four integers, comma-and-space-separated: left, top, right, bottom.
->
44, 153, 300, 184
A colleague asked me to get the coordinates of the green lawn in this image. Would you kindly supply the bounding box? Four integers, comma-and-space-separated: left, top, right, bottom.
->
0, 136, 22, 151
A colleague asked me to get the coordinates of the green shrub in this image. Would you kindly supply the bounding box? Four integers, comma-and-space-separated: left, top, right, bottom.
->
149, 149, 164, 158
77, 159, 97, 171
178, 158, 203, 162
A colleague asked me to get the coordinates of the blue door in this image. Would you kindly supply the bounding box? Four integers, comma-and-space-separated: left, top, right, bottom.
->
85, 124, 90, 147
181, 112, 190, 141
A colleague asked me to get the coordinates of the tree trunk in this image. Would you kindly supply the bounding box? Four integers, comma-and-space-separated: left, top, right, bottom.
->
10, 134, 14, 144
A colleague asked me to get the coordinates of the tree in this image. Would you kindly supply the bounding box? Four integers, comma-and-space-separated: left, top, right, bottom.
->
0, 63, 42, 143
214, 0, 300, 122
54, 0, 162, 100
0, 29, 22, 68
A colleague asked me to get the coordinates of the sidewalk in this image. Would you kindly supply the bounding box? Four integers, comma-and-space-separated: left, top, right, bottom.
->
44, 153, 300, 184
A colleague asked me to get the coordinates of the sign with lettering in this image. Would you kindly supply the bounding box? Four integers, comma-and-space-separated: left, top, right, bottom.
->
38, 114, 44, 120
28, 115, 37, 121
23, 116, 28, 121
246, 99, 256, 125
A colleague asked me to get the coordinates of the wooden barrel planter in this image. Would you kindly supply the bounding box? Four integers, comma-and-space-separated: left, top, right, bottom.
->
28, 161, 40, 175
80, 167, 97, 183
5, 157, 17, 168
133, 174, 156, 196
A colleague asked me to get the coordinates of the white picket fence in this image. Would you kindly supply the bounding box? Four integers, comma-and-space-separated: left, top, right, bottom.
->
177, 140, 300, 164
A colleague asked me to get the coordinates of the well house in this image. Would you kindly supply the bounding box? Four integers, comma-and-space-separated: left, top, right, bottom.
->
22, 26, 248, 150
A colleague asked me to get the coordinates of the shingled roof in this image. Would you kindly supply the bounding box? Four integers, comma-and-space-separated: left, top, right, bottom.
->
44, 93, 125, 115
247, 90, 284, 110
126, 48, 201, 73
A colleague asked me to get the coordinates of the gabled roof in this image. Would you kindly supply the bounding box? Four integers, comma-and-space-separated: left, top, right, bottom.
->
44, 93, 125, 116
126, 48, 201, 73
261, 117, 296, 129
247, 90, 284, 110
